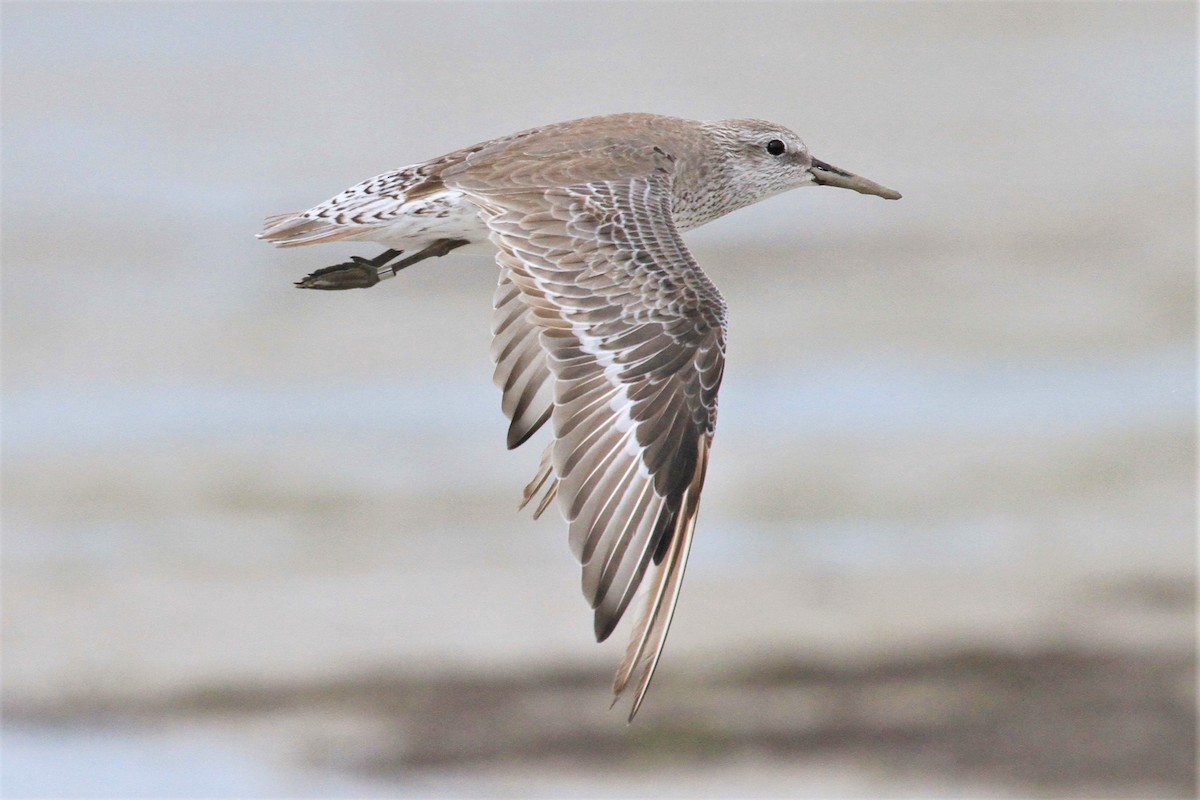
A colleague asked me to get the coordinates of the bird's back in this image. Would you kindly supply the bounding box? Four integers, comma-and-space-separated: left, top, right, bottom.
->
258, 114, 717, 248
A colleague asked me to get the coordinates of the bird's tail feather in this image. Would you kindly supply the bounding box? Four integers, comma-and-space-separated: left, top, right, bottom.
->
257, 212, 360, 247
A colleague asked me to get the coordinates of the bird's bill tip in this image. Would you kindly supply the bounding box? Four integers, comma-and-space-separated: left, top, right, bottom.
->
809, 158, 902, 200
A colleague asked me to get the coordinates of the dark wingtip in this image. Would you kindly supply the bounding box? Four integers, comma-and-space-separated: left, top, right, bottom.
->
506, 406, 553, 450
594, 612, 619, 643
506, 425, 532, 450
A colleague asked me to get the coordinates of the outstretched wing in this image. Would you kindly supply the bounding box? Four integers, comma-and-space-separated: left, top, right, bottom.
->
490, 268, 555, 450
453, 166, 727, 719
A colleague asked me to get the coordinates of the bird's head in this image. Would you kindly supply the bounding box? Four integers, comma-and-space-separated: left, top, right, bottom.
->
706, 118, 901, 208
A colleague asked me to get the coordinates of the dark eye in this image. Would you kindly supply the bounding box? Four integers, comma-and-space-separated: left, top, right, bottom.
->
765, 139, 786, 156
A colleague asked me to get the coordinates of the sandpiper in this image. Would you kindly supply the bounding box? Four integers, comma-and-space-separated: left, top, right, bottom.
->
259, 113, 900, 720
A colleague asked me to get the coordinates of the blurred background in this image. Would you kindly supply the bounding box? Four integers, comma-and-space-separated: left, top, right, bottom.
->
2, 2, 1195, 797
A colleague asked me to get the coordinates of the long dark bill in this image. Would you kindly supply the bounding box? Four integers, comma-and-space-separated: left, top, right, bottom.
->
809, 158, 901, 200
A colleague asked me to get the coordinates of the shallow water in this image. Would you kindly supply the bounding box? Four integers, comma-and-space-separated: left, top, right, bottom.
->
3, 725, 405, 799
5, 348, 1190, 583
4, 348, 1191, 455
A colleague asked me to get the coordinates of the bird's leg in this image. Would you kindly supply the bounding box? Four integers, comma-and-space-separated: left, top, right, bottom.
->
294, 239, 472, 290
373, 238, 472, 277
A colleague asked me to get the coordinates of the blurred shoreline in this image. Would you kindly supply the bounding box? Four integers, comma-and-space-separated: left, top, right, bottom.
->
7, 641, 1194, 798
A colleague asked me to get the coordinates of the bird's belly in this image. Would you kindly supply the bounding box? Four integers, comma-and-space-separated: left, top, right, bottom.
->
351, 191, 493, 251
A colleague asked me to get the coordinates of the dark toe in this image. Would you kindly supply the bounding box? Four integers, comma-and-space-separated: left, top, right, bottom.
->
294, 262, 381, 290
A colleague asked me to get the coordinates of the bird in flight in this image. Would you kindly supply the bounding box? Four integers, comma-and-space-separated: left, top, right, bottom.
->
259, 113, 900, 720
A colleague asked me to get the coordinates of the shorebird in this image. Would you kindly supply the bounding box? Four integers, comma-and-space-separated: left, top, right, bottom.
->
259, 113, 900, 720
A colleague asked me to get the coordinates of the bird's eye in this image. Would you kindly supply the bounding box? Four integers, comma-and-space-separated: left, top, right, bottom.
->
765, 139, 786, 156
